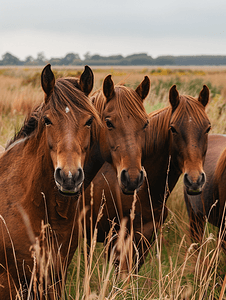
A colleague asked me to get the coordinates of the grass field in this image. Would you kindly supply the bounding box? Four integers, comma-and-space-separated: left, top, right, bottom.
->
0, 66, 226, 299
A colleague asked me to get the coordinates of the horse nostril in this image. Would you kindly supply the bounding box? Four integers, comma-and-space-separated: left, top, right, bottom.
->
184, 172, 206, 188
137, 170, 144, 186
55, 167, 63, 184
121, 169, 130, 186
184, 173, 192, 186
74, 167, 84, 185
198, 172, 206, 186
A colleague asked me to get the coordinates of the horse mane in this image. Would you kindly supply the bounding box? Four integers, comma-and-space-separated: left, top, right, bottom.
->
6, 105, 42, 149
146, 94, 210, 153
6, 77, 101, 150
146, 107, 171, 153
91, 84, 148, 139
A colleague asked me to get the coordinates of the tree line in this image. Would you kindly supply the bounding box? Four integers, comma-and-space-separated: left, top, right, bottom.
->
1, 51, 226, 66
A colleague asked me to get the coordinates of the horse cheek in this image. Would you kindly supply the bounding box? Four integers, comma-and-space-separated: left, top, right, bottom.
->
49, 149, 57, 170
99, 130, 112, 162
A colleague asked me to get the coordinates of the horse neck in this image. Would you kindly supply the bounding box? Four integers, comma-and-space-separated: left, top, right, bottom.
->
83, 142, 105, 190
19, 133, 55, 207
143, 108, 180, 196
146, 108, 171, 159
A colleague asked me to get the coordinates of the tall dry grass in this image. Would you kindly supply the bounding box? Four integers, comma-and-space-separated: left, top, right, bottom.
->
0, 66, 226, 299
64, 176, 226, 299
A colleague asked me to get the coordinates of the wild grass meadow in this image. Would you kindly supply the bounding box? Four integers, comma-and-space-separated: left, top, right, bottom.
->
1, 66, 226, 299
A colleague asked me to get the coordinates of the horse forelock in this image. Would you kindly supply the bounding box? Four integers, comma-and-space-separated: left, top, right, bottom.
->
170, 95, 209, 127
92, 85, 147, 122
114, 85, 148, 123
51, 78, 100, 123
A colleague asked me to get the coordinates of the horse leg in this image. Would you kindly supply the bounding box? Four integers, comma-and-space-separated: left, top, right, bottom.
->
185, 193, 205, 243
217, 207, 226, 253
114, 205, 168, 273
134, 204, 168, 270
133, 223, 154, 270
190, 211, 205, 244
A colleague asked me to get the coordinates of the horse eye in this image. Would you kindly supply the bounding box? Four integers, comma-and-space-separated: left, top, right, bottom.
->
143, 120, 149, 129
105, 119, 114, 129
85, 117, 93, 127
44, 116, 52, 126
206, 126, 211, 134
170, 125, 177, 134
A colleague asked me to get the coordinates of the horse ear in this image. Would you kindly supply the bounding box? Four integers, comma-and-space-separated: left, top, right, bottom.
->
41, 64, 55, 104
103, 75, 115, 102
169, 85, 180, 111
79, 65, 94, 96
198, 85, 209, 107
135, 76, 150, 102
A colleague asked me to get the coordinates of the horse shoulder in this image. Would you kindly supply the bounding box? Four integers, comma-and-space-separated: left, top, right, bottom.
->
213, 140, 226, 225
204, 134, 226, 183
199, 135, 226, 225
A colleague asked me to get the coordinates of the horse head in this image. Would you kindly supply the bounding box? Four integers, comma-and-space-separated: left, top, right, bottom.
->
94, 75, 150, 194
41, 64, 99, 196
169, 85, 211, 195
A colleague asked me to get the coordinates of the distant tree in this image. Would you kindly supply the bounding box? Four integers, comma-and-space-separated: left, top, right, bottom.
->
49, 58, 62, 66
173, 55, 226, 66
0, 52, 21, 65
61, 53, 81, 65
34, 52, 47, 65
123, 53, 154, 65
84, 52, 91, 60
37, 52, 46, 61
2, 51, 226, 66
24, 55, 35, 65
126, 53, 149, 59
154, 56, 175, 65
108, 55, 124, 60
90, 54, 102, 60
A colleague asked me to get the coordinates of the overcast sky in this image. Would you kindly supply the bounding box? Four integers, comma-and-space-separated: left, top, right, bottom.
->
1, 0, 226, 60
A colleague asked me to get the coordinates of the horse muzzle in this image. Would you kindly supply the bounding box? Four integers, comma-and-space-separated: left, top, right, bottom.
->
120, 169, 144, 195
54, 167, 84, 196
184, 172, 206, 196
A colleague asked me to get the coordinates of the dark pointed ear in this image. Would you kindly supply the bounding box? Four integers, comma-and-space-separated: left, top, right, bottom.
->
169, 85, 180, 111
41, 64, 55, 104
103, 75, 115, 102
198, 85, 209, 107
79, 65, 94, 96
135, 76, 150, 102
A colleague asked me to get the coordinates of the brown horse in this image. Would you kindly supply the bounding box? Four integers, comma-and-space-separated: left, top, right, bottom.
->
84, 85, 211, 271
184, 134, 226, 244
84, 74, 150, 193
0, 64, 101, 299
0, 145, 4, 158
